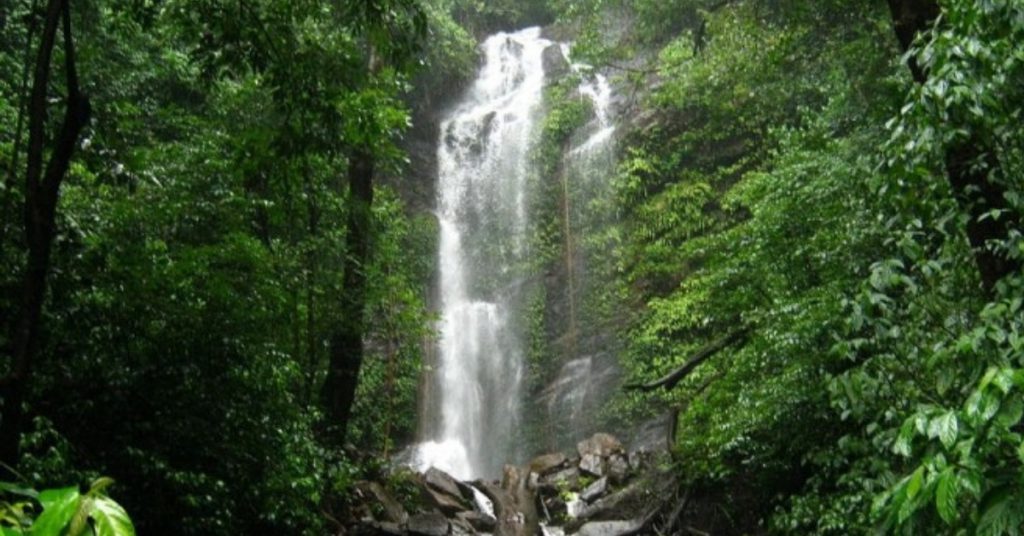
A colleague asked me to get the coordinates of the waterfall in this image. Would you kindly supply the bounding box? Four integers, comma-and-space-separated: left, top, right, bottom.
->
411, 27, 621, 479
414, 27, 552, 480
541, 52, 620, 448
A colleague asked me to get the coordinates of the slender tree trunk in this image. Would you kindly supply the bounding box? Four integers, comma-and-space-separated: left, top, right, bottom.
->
886, 0, 1020, 295
303, 163, 320, 404
320, 148, 374, 445
1, 0, 90, 465
1, 0, 40, 257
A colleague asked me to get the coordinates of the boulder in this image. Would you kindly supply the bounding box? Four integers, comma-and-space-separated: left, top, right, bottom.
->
541, 466, 581, 490
607, 455, 629, 485
422, 484, 469, 516
373, 521, 407, 535
458, 510, 497, 533
566, 482, 649, 531
566, 497, 587, 519
408, 512, 450, 536
577, 433, 625, 459
476, 472, 538, 536
425, 467, 466, 500
580, 477, 608, 503
449, 514, 476, 536
541, 494, 568, 519
579, 453, 604, 477
355, 481, 408, 524
542, 44, 570, 77
529, 452, 569, 476
576, 520, 644, 536
421, 467, 470, 515
627, 450, 647, 472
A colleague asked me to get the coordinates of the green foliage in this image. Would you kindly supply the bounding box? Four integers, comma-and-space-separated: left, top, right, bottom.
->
1, 0, 438, 533
0, 478, 135, 536
827, 2, 1024, 533
549, 0, 1024, 532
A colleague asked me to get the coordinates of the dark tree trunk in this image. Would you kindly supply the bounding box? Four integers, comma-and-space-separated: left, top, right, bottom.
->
1, 0, 41, 257
320, 148, 374, 445
886, 0, 1020, 296
885, 0, 940, 83
1, 0, 90, 466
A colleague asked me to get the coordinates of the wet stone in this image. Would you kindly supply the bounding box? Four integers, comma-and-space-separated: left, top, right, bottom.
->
579, 453, 604, 477
607, 455, 630, 484
576, 520, 643, 536
580, 476, 608, 503
529, 452, 568, 476
577, 433, 625, 459
408, 512, 450, 536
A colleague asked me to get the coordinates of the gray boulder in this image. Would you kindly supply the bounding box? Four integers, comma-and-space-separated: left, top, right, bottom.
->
529, 452, 568, 476
579, 453, 604, 477
580, 476, 608, 503
359, 481, 408, 524
576, 520, 644, 536
425, 467, 465, 500
542, 44, 570, 78
607, 455, 630, 485
408, 512, 450, 536
577, 433, 625, 459
542, 466, 581, 490
458, 510, 497, 533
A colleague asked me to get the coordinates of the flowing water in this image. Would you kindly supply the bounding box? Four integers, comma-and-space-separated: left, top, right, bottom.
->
539, 51, 619, 449
413, 27, 618, 480
414, 27, 551, 480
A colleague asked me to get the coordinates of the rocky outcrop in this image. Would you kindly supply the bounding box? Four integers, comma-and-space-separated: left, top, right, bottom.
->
542, 44, 570, 78
344, 432, 683, 536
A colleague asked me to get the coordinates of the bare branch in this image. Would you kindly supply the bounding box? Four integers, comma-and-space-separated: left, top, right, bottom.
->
625, 328, 749, 392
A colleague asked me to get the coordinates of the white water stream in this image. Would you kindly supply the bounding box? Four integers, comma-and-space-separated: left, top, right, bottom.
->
414, 28, 616, 480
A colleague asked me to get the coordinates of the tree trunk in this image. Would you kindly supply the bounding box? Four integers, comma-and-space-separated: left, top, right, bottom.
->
1, 0, 41, 257
1, 0, 90, 465
886, 0, 1020, 295
885, 0, 940, 83
320, 148, 374, 445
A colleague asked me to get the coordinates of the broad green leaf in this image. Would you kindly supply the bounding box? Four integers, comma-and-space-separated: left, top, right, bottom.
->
0, 484, 38, 501
907, 466, 925, 499
935, 469, 957, 525
996, 396, 1023, 429
928, 412, 958, 449
90, 497, 135, 536
894, 419, 914, 456
32, 487, 80, 536
977, 486, 1015, 536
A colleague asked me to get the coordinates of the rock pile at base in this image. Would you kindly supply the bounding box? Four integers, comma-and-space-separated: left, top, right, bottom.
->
344, 433, 670, 536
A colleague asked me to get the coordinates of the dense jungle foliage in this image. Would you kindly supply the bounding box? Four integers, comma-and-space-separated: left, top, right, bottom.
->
1, 0, 1022, 534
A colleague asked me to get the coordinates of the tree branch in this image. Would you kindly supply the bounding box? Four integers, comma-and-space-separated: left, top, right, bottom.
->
625, 328, 749, 392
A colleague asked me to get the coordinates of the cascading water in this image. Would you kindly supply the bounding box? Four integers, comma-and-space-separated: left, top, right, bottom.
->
540, 52, 620, 448
414, 27, 553, 480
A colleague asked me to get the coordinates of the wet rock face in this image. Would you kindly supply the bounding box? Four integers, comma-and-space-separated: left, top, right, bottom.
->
542, 43, 570, 77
